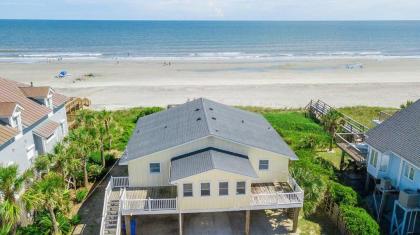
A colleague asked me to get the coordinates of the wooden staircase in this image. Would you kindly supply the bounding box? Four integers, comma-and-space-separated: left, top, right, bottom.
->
103, 199, 120, 234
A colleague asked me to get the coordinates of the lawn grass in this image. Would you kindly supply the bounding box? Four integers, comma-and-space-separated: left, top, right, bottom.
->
337, 106, 398, 128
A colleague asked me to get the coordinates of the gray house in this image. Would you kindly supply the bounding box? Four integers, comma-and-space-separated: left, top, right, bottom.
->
0, 78, 69, 172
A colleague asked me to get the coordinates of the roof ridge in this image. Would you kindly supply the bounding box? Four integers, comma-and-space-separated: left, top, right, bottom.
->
200, 98, 212, 135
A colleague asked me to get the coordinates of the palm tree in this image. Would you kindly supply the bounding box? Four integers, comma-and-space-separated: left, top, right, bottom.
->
23, 172, 70, 235
0, 165, 33, 234
321, 110, 345, 151
96, 110, 121, 168
68, 128, 95, 187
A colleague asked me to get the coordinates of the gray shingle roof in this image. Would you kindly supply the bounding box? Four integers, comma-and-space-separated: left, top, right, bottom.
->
122, 98, 298, 163
365, 99, 420, 168
170, 148, 257, 182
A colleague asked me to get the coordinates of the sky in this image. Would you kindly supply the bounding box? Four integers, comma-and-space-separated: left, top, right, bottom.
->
1, 0, 420, 20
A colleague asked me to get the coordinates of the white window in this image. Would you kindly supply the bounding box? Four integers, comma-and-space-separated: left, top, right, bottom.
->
259, 160, 269, 170
370, 149, 378, 168
149, 163, 160, 173
201, 183, 210, 196
403, 163, 415, 181
219, 182, 228, 196
379, 154, 389, 172
236, 181, 246, 195
183, 183, 193, 197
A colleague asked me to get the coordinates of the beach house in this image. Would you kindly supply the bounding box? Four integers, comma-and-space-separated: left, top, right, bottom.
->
364, 99, 420, 234
101, 98, 304, 235
0, 78, 69, 172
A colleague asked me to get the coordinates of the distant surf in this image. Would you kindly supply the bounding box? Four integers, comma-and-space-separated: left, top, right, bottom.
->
1, 20, 420, 62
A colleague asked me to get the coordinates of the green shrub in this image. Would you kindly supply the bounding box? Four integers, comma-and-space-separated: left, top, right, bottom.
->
19, 212, 71, 235
70, 214, 81, 225
88, 164, 103, 180
330, 182, 358, 206
340, 205, 379, 235
75, 188, 88, 203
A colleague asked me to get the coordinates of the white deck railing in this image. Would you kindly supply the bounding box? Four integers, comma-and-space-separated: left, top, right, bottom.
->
251, 176, 304, 207
122, 197, 177, 212
111, 176, 129, 188
99, 181, 112, 235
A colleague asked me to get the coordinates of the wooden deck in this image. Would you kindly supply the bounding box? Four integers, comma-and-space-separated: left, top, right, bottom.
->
250, 182, 304, 209
123, 186, 177, 199
251, 182, 293, 194
336, 142, 365, 164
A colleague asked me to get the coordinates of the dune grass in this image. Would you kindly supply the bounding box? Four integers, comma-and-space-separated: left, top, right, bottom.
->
337, 106, 398, 128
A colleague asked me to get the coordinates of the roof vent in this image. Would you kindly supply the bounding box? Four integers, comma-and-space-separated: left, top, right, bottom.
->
211, 117, 216, 120
241, 120, 244, 123
197, 117, 201, 121
215, 129, 219, 132
195, 108, 200, 111
209, 107, 213, 111
164, 125, 167, 129
136, 130, 140, 133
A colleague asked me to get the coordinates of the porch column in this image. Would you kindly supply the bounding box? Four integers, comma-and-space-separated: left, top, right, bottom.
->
124, 215, 131, 235
292, 208, 300, 233
245, 210, 250, 235
179, 213, 183, 235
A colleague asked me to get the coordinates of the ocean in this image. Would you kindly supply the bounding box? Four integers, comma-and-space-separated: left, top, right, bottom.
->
1, 20, 420, 61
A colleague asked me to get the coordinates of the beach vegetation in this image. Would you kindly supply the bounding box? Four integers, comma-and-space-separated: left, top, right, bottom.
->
400, 100, 414, 109
0, 165, 33, 234
338, 106, 398, 128
257, 109, 379, 234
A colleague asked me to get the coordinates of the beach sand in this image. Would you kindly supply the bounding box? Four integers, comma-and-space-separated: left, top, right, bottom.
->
1, 58, 419, 109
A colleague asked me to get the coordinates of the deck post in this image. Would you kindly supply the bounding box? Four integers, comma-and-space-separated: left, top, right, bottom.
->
364, 174, 370, 192
292, 207, 300, 233
124, 215, 131, 235
339, 150, 345, 171
179, 212, 183, 235
245, 210, 251, 235
377, 191, 388, 222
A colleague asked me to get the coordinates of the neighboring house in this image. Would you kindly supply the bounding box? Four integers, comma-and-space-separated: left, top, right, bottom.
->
101, 98, 304, 235
364, 99, 420, 235
0, 78, 69, 172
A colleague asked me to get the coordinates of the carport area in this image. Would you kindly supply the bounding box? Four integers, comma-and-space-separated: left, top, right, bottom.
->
130, 210, 296, 235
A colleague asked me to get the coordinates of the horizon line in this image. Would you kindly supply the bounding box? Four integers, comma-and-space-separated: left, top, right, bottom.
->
1, 18, 420, 22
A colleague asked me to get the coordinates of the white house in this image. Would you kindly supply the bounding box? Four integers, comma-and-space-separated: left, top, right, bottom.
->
101, 98, 304, 235
0, 78, 69, 172
364, 99, 420, 235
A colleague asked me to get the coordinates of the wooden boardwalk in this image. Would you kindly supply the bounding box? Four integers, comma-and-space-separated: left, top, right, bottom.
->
306, 100, 368, 166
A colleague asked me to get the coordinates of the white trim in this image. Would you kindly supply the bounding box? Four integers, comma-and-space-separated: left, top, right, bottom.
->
402, 162, 415, 182
397, 159, 404, 187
